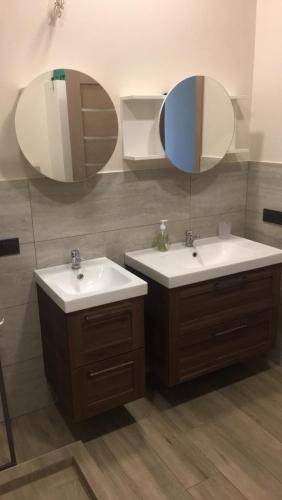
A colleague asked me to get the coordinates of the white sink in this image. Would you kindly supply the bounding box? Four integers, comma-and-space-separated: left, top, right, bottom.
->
35, 257, 147, 313
125, 235, 282, 288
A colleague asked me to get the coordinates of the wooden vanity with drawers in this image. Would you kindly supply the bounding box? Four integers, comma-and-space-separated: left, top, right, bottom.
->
126, 264, 282, 386
37, 287, 145, 422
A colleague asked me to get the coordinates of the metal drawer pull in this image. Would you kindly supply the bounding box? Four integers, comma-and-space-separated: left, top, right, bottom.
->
0, 318, 4, 326
88, 361, 133, 378
85, 307, 130, 323
214, 324, 248, 338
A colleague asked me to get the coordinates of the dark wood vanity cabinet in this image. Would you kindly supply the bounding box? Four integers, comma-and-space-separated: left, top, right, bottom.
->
37, 287, 145, 422
127, 265, 282, 387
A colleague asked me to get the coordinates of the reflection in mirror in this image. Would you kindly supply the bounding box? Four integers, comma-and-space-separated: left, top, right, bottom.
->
159, 76, 235, 174
15, 69, 118, 182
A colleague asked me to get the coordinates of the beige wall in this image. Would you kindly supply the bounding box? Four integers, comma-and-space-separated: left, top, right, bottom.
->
0, 0, 257, 180
250, 0, 282, 162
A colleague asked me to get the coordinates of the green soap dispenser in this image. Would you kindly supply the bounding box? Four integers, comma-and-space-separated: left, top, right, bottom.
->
157, 219, 169, 251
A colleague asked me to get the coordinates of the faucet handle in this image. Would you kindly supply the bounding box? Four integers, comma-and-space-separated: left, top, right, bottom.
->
71, 248, 81, 260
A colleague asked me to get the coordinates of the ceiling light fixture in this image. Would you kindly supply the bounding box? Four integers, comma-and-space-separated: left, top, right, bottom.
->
54, 0, 64, 18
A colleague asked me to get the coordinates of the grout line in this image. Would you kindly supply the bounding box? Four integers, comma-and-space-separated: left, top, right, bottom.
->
244, 161, 251, 236
27, 180, 38, 269
32, 212, 244, 246
186, 473, 248, 499
0, 300, 37, 312
1, 354, 44, 371
32, 219, 190, 245
7, 403, 54, 423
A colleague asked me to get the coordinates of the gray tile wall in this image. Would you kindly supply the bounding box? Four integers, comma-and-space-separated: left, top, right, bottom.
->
0, 162, 247, 418
246, 162, 282, 248
245, 161, 282, 364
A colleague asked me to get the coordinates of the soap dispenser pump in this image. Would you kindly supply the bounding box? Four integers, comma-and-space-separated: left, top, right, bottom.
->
157, 220, 169, 252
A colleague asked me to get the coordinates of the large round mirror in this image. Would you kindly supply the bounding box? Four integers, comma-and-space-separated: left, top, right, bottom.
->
159, 76, 234, 173
15, 69, 118, 182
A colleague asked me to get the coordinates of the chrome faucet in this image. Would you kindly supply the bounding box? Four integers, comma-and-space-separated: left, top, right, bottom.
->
71, 249, 81, 270
185, 230, 199, 247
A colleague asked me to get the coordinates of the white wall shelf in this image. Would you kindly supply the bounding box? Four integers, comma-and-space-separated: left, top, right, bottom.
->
227, 94, 249, 156
121, 93, 249, 161
121, 95, 166, 161
123, 154, 167, 161
229, 95, 248, 101
227, 148, 249, 155
121, 95, 165, 101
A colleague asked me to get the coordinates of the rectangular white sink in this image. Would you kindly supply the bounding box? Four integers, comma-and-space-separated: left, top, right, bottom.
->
35, 257, 147, 313
125, 235, 282, 288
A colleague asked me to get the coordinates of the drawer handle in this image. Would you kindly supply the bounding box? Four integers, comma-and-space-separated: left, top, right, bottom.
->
214, 275, 247, 293
214, 324, 248, 338
88, 361, 133, 378
84, 307, 131, 323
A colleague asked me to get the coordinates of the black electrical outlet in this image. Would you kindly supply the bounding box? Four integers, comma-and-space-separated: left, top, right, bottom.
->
0, 238, 20, 257
263, 208, 282, 225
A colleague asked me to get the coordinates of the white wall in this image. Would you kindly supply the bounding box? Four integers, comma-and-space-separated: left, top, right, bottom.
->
250, 0, 282, 162
0, 0, 257, 180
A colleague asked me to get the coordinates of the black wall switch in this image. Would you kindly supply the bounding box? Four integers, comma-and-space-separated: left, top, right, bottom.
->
263, 208, 282, 225
0, 238, 20, 257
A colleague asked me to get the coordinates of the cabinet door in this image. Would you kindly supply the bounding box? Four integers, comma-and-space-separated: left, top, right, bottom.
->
72, 350, 145, 421
68, 298, 144, 368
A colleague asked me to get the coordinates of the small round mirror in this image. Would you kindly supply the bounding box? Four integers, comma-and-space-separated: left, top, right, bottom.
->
15, 69, 118, 182
159, 76, 234, 173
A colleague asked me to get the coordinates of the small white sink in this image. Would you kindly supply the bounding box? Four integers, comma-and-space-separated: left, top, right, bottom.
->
125, 235, 282, 288
35, 257, 147, 313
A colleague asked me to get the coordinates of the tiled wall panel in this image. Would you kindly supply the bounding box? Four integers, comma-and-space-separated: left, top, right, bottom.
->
0, 162, 248, 417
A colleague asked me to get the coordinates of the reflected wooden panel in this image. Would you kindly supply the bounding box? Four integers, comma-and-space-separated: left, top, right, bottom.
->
65, 70, 118, 180
85, 138, 118, 165
15, 69, 118, 183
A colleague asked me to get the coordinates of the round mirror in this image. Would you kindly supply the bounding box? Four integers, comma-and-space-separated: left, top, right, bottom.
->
159, 76, 234, 174
15, 69, 118, 182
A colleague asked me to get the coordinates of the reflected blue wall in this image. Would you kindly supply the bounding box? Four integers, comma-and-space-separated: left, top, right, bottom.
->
164, 78, 196, 173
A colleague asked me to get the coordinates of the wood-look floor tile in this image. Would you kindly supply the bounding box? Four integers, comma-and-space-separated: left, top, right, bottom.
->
86, 438, 142, 499
12, 405, 73, 462
218, 367, 282, 443
186, 423, 282, 500
2, 362, 282, 499
153, 387, 235, 433
210, 398, 282, 484
189, 474, 247, 500
126, 397, 217, 489
101, 424, 194, 499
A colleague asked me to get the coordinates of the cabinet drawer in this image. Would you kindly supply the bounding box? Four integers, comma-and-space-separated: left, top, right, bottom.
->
176, 310, 274, 383
72, 349, 145, 421
68, 298, 144, 367
176, 267, 279, 325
